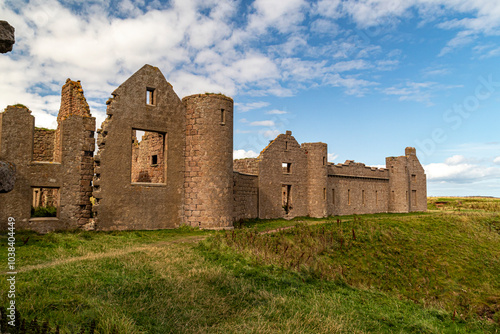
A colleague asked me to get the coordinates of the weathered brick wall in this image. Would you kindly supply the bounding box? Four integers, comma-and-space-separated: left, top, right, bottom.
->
327, 161, 390, 215
302, 142, 328, 218
93, 65, 185, 231
328, 176, 389, 215
131, 131, 165, 183
233, 158, 258, 175
183, 94, 234, 229
0, 100, 95, 233
257, 131, 308, 219
233, 171, 259, 221
385, 147, 427, 213
33, 128, 55, 162
54, 79, 92, 163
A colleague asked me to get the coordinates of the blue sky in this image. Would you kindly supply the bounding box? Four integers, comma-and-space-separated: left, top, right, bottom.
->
1, 0, 500, 196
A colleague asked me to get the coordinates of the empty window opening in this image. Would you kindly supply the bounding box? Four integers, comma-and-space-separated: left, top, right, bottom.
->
131, 129, 166, 184
391, 190, 395, 201
282, 184, 292, 214
406, 191, 408, 202
221, 109, 226, 125
31, 187, 59, 218
362, 190, 365, 205
348, 189, 351, 205
282, 162, 292, 174
332, 189, 335, 205
323, 188, 326, 200
146, 87, 155, 105
323, 156, 326, 165
285, 141, 288, 150
375, 190, 378, 205
411, 174, 416, 182
412, 190, 417, 206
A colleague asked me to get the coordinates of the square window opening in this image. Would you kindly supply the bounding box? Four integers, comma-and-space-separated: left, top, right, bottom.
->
31, 187, 59, 218
131, 129, 167, 184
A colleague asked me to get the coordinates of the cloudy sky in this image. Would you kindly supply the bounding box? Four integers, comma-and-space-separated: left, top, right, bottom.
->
1, 0, 500, 196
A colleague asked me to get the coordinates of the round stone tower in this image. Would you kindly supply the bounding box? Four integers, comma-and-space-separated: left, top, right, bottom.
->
182, 94, 234, 229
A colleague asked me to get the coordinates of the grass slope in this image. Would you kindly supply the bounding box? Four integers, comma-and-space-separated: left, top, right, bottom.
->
0, 198, 499, 333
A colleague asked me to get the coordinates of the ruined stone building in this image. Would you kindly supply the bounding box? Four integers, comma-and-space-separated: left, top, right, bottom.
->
0, 65, 427, 232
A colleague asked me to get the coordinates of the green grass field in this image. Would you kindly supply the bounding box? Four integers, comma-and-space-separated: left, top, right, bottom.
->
0, 198, 499, 333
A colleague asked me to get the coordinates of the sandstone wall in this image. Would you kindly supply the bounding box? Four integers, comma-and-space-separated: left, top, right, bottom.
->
257, 131, 308, 219
183, 94, 234, 229
0, 99, 95, 233
303, 142, 328, 218
93, 65, 185, 230
33, 128, 55, 162
233, 172, 259, 221
233, 158, 258, 175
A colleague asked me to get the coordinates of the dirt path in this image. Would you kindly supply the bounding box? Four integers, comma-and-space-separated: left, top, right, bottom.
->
12, 235, 206, 274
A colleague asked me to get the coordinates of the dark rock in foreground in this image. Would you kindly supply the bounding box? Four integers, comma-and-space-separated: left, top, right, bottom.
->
0, 21, 15, 53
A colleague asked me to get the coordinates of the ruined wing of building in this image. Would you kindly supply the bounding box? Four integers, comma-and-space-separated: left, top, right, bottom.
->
0, 65, 427, 233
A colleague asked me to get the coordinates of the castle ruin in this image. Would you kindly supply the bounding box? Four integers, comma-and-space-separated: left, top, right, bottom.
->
0, 65, 427, 232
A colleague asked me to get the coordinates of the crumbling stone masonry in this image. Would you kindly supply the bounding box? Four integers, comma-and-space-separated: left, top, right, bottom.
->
234, 131, 427, 219
0, 80, 95, 232
0, 64, 426, 232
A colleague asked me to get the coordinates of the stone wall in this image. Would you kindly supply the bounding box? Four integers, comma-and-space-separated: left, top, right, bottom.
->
327, 160, 390, 215
33, 128, 55, 162
257, 131, 308, 219
183, 94, 234, 229
303, 142, 328, 218
233, 172, 258, 221
0, 96, 95, 233
233, 158, 258, 175
93, 64, 185, 231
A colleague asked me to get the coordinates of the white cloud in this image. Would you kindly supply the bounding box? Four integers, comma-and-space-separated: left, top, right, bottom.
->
494, 157, 500, 165
233, 149, 259, 159
445, 155, 467, 165
235, 101, 270, 112
424, 158, 500, 183
266, 109, 287, 114
250, 120, 275, 127
261, 129, 281, 138
328, 153, 339, 162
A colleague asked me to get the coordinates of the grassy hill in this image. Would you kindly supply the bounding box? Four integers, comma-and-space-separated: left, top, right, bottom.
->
0, 198, 499, 333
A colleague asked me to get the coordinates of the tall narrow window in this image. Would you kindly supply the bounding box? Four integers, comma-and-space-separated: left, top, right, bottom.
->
362, 190, 365, 205
282, 184, 292, 214
323, 188, 326, 200
411, 174, 416, 182
348, 189, 351, 205
375, 190, 378, 205
412, 190, 417, 206
221, 109, 225, 125
285, 141, 288, 150
146, 88, 155, 105
332, 189, 335, 205
323, 156, 326, 165
406, 191, 408, 202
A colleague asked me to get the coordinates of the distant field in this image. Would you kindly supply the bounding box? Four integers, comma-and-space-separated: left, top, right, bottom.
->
0, 198, 499, 333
